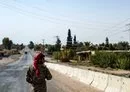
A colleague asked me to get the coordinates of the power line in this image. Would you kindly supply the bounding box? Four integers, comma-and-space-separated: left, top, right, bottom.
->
104, 18, 130, 32
1, 0, 130, 39
0, 0, 83, 25
126, 23, 130, 44
104, 18, 130, 39
4, 0, 130, 33
108, 30, 126, 37
108, 23, 130, 43
0, 1, 108, 30
0, 1, 69, 25
106, 25, 127, 36
9, 0, 113, 26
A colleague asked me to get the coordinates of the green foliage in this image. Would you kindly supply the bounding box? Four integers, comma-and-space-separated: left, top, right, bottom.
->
73, 35, 77, 45
117, 41, 129, 50
105, 37, 109, 47
2, 37, 13, 50
67, 29, 72, 48
34, 44, 41, 51
91, 52, 117, 68
45, 44, 57, 55
28, 41, 34, 49
48, 45, 56, 52
53, 51, 62, 60
61, 58, 70, 62
55, 36, 61, 51
84, 42, 90, 47
2, 37, 9, 49
53, 51, 70, 62
12, 44, 25, 50
52, 48, 77, 62
91, 52, 130, 69
68, 49, 76, 59
116, 53, 130, 69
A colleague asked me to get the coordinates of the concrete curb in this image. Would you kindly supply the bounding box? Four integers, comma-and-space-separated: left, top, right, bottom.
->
45, 63, 130, 92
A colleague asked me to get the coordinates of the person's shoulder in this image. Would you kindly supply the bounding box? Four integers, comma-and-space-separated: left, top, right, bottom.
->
28, 65, 34, 71
41, 64, 48, 69
41, 64, 46, 67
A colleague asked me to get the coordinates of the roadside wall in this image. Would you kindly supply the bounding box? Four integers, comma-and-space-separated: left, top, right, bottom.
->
45, 63, 130, 92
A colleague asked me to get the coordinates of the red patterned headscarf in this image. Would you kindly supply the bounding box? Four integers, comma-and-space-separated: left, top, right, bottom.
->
33, 53, 45, 77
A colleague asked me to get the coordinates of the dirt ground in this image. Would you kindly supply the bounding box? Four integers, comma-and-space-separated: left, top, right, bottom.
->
0, 54, 21, 66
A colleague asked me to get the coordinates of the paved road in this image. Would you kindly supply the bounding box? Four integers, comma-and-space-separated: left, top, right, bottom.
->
0, 53, 32, 92
0, 52, 102, 92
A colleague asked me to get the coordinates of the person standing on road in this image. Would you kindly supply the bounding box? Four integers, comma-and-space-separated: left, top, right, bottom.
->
26, 52, 52, 92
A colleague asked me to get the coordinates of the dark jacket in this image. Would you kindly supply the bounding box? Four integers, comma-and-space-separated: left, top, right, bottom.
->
26, 65, 52, 92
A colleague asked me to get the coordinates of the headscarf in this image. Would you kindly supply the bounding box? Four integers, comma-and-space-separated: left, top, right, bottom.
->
33, 53, 45, 77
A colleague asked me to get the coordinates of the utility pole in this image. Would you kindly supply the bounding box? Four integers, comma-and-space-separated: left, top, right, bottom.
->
126, 23, 130, 50
54, 36, 59, 62
41, 39, 45, 53
126, 23, 130, 45
42, 39, 45, 45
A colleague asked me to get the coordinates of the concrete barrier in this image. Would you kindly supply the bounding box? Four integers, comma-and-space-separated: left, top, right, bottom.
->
84, 70, 95, 85
78, 69, 89, 84
120, 77, 130, 92
91, 72, 99, 87
46, 63, 94, 85
55, 64, 60, 71
59, 65, 67, 74
57, 65, 64, 74
73, 68, 82, 79
46, 63, 130, 92
61, 65, 68, 74
71, 68, 81, 80
91, 72, 108, 91
66, 67, 74, 77
105, 75, 122, 92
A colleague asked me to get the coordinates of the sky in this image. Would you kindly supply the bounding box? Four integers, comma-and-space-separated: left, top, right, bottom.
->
0, 0, 130, 45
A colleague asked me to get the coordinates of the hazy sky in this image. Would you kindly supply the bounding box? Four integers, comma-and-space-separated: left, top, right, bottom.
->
0, 0, 130, 45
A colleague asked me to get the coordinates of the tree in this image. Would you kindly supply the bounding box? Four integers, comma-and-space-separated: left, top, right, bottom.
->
77, 42, 84, 47
84, 42, 91, 47
98, 43, 105, 50
113, 43, 118, 50
84, 41, 91, 50
48, 45, 55, 52
28, 41, 34, 49
105, 37, 109, 47
2, 37, 13, 50
117, 41, 129, 50
8, 40, 13, 50
20, 43, 25, 50
89, 45, 97, 50
73, 35, 77, 45
66, 29, 72, 48
34, 44, 41, 51
109, 43, 115, 50
55, 36, 61, 51
73, 35, 77, 49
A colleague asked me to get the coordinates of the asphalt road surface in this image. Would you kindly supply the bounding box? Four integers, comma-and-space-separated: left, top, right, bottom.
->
0, 52, 102, 92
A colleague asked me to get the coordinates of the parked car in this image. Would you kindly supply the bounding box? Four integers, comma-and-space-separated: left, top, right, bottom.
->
25, 51, 27, 54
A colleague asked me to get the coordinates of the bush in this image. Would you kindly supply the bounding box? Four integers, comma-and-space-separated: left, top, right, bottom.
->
116, 53, 130, 69
60, 57, 70, 62
52, 51, 62, 60
91, 51, 130, 69
91, 52, 117, 68
68, 49, 76, 59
